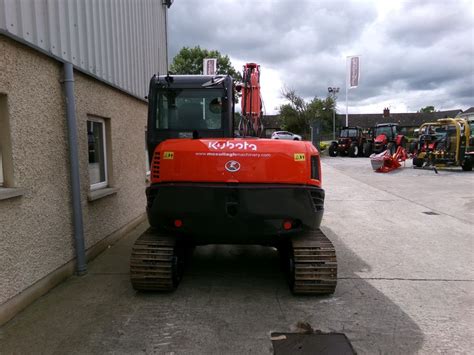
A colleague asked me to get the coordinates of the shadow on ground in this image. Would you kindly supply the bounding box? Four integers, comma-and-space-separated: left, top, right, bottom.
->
0, 225, 424, 354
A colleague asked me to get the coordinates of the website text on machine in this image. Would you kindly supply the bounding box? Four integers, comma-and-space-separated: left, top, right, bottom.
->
345, 56, 360, 126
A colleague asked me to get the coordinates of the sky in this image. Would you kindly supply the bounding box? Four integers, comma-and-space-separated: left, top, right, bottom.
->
168, 0, 474, 115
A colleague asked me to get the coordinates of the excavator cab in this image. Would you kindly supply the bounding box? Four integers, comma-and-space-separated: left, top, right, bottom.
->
146, 75, 235, 162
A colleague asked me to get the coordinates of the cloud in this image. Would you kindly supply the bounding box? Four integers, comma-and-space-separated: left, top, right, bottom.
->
384, 0, 472, 48
169, 0, 377, 64
169, 0, 474, 113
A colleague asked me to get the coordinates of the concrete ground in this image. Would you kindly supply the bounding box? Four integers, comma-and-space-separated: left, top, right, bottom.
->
1, 157, 473, 354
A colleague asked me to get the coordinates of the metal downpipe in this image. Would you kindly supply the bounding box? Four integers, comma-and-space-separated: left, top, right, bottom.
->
63, 62, 87, 275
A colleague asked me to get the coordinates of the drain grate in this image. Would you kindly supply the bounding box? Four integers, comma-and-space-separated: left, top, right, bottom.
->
423, 211, 439, 215
271, 332, 355, 355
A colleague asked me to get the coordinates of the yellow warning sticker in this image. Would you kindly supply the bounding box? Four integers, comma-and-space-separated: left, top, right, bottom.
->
294, 153, 305, 161
163, 151, 174, 160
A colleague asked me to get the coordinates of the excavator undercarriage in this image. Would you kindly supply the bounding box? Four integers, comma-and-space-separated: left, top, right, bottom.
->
131, 228, 337, 295
280, 230, 337, 294
130, 230, 184, 292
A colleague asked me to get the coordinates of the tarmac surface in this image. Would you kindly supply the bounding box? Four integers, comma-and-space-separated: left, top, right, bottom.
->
1, 156, 473, 354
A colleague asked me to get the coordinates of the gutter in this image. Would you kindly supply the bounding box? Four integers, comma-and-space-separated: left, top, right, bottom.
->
63, 62, 87, 275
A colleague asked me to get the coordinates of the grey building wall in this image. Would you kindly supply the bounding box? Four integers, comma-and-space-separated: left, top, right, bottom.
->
0, 0, 168, 99
0, 35, 147, 315
0, 0, 170, 323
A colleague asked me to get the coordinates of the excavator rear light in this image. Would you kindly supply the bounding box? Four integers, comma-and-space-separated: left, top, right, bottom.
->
174, 219, 183, 228
311, 155, 320, 180
283, 220, 293, 230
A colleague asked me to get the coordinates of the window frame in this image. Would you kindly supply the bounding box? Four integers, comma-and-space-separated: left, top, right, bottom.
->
0, 93, 25, 200
155, 88, 227, 131
0, 148, 4, 187
87, 117, 108, 191
0, 93, 12, 189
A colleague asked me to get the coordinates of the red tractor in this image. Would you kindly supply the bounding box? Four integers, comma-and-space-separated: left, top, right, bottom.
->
328, 126, 369, 157
365, 123, 407, 155
130, 64, 337, 295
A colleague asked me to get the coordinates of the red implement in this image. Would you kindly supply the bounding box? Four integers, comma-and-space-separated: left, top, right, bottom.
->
370, 146, 408, 173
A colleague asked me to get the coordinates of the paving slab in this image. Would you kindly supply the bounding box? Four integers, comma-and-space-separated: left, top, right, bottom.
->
0, 156, 472, 354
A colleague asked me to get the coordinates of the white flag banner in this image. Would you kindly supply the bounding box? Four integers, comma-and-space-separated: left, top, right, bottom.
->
203, 58, 217, 75
347, 56, 360, 88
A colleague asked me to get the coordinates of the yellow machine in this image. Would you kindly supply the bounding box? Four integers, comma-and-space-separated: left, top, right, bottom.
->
412, 118, 472, 171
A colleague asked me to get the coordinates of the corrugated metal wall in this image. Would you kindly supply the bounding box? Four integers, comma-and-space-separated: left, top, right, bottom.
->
0, 0, 168, 99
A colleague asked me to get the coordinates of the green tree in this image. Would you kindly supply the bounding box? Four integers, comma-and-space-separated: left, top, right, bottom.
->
279, 88, 334, 138
419, 105, 435, 113
170, 46, 242, 81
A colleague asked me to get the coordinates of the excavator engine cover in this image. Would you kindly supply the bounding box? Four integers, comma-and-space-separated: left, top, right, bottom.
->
147, 138, 324, 245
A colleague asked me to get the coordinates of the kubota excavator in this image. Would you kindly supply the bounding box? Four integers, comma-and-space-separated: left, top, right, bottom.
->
130, 63, 337, 295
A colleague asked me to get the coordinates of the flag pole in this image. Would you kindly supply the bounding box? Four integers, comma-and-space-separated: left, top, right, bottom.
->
345, 56, 349, 126
345, 83, 349, 127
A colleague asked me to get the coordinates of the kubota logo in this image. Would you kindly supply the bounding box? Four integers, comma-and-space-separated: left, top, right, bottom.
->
225, 160, 241, 172
208, 141, 257, 151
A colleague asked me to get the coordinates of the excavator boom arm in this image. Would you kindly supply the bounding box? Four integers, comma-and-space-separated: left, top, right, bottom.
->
239, 63, 263, 137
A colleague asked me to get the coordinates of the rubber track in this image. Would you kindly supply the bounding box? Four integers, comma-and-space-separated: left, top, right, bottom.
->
130, 230, 176, 291
291, 229, 337, 294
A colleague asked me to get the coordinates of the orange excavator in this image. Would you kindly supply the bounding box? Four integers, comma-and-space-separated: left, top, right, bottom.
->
130, 64, 337, 295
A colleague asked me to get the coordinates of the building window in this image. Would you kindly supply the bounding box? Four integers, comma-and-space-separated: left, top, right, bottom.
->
0, 94, 13, 188
0, 149, 4, 187
87, 118, 108, 190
